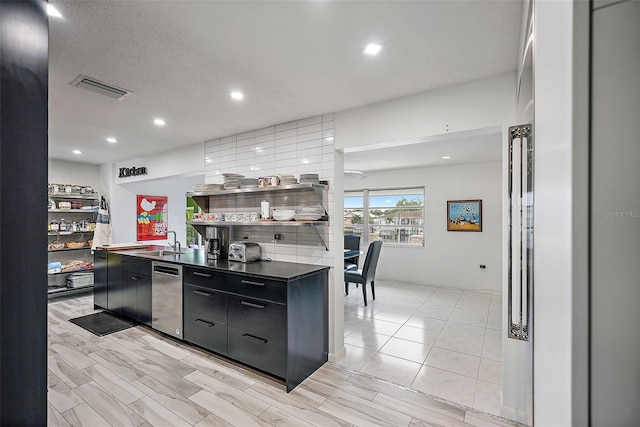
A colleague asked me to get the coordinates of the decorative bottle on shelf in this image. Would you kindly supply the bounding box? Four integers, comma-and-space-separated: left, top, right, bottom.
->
50, 219, 59, 232
59, 218, 67, 232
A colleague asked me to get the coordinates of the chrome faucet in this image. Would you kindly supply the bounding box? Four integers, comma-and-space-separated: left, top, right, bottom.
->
167, 231, 181, 253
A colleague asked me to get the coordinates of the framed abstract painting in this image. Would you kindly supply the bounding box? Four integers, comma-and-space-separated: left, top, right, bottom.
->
447, 199, 482, 232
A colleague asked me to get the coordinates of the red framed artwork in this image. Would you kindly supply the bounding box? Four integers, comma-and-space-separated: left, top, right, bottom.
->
137, 195, 168, 241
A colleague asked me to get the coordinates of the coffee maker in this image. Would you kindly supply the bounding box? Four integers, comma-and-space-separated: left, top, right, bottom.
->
205, 226, 229, 261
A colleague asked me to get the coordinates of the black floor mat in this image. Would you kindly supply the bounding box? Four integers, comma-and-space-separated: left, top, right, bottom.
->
69, 311, 134, 337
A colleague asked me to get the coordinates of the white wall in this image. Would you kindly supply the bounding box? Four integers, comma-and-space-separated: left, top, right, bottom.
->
114, 143, 204, 184
591, 0, 640, 424
345, 160, 502, 291
336, 72, 516, 150
533, 0, 590, 424
109, 173, 203, 246
103, 143, 205, 245
49, 159, 103, 195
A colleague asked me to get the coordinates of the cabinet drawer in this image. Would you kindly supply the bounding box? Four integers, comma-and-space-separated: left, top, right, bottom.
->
122, 257, 151, 276
184, 284, 227, 324
184, 312, 227, 355
227, 295, 285, 341
184, 267, 226, 291
228, 325, 285, 378
225, 274, 286, 304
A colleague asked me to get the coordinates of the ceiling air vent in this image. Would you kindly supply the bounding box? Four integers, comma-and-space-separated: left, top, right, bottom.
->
69, 75, 133, 100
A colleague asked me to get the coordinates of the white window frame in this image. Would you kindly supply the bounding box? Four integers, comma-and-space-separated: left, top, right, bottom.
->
344, 185, 425, 248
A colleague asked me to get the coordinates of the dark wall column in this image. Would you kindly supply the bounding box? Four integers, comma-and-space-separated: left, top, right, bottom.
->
0, 0, 48, 424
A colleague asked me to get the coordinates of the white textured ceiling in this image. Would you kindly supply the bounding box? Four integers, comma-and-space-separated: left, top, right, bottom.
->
48, 0, 522, 166
344, 129, 502, 172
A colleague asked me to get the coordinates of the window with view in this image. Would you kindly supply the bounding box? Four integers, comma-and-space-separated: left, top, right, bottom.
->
344, 186, 424, 247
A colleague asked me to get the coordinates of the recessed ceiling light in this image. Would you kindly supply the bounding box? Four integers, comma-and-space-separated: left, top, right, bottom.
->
72, 150, 82, 155
205, 157, 212, 163
302, 159, 310, 164
46, 4, 63, 18
363, 42, 383, 56
153, 118, 166, 126
230, 91, 244, 100
441, 156, 451, 160
106, 137, 117, 143
325, 136, 334, 142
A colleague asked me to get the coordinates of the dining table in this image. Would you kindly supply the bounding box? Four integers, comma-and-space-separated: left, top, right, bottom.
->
344, 250, 364, 272
344, 249, 362, 262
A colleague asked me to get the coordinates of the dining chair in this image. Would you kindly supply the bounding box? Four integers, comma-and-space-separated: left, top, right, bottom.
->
344, 234, 361, 270
344, 240, 383, 306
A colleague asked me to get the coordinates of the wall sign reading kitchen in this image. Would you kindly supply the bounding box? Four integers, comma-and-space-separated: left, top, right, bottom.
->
119, 166, 147, 178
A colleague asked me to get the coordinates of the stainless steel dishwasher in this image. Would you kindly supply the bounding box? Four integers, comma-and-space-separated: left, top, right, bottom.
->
152, 261, 183, 339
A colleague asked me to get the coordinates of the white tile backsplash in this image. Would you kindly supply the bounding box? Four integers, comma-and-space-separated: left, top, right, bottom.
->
274, 144, 297, 156
297, 115, 322, 127
275, 129, 297, 140
322, 113, 334, 122
275, 121, 297, 132
204, 114, 335, 264
297, 131, 323, 143
297, 147, 322, 158
254, 126, 275, 137
236, 130, 255, 141
297, 123, 323, 135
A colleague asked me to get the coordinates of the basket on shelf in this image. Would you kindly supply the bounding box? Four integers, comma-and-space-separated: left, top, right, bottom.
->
65, 241, 85, 249
48, 240, 65, 250
87, 239, 93, 247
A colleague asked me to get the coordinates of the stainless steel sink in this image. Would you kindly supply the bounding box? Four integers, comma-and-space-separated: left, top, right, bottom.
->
136, 249, 194, 257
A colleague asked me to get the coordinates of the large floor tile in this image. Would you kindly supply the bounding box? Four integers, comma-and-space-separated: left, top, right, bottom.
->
473, 380, 502, 415
478, 358, 502, 385
394, 324, 440, 345
360, 353, 423, 387
355, 317, 404, 336
482, 329, 502, 362
448, 305, 489, 328
490, 294, 502, 311
410, 366, 477, 408
434, 323, 486, 357
414, 306, 454, 321
486, 310, 502, 330
425, 347, 481, 379
379, 337, 431, 363
405, 315, 446, 332
373, 310, 413, 324
334, 343, 377, 371
459, 292, 492, 308
344, 330, 391, 351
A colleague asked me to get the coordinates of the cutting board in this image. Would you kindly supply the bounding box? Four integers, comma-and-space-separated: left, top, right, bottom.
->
97, 243, 150, 251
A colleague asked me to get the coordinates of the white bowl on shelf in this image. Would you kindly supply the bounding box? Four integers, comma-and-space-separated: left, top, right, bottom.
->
272, 209, 295, 221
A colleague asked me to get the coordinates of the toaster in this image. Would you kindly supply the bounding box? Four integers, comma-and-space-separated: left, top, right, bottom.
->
228, 242, 261, 263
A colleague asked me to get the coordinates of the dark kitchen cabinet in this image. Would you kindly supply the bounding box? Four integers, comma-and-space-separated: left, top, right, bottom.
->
93, 251, 108, 309
183, 268, 228, 354
182, 266, 328, 391
228, 325, 286, 378
106, 253, 123, 315
122, 257, 152, 326
97, 252, 328, 392
94, 251, 151, 325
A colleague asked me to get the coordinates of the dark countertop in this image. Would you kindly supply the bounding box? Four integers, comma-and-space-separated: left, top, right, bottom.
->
101, 245, 329, 281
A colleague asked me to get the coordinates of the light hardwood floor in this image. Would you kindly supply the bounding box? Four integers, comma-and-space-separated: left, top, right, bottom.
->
47, 295, 517, 427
